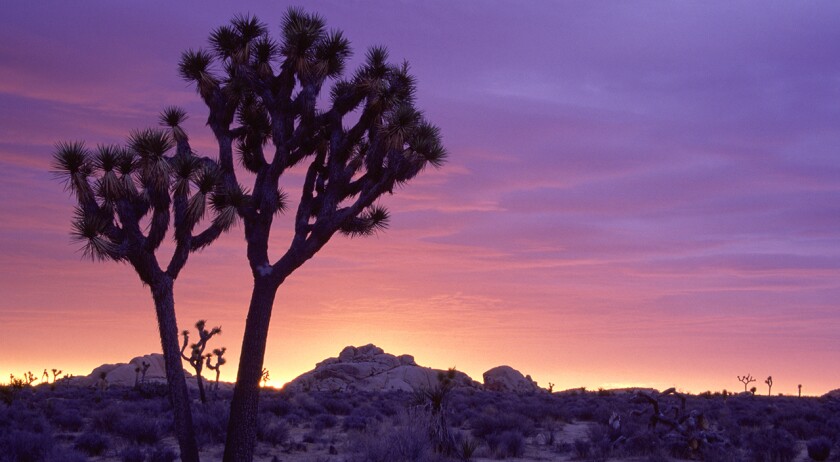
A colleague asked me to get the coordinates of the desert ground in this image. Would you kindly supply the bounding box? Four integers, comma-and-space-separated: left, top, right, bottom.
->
1, 379, 838, 462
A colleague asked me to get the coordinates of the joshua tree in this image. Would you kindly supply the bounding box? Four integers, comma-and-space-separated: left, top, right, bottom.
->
414, 368, 458, 455
51, 369, 62, 383
24, 371, 37, 386
737, 374, 756, 392
765, 376, 773, 396
260, 368, 270, 388
750, 386, 757, 395
53, 106, 237, 462
798, 384, 802, 397
174, 11, 445, 460
548, 382, 555, 393
181, 320, 221, 403
134, 365, 141, 388
206, 347, 227, 392
41, 369, 49, 383
141, 361, 151, 384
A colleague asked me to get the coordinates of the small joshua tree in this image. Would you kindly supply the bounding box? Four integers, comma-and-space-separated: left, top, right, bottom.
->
737, 374, 756, 392
141, 361, 151, 384
765, 376, 773, 396
24, 371, 37, 386
750, 386, 757, 395
206, 347, 227, 392
798, 384, 802, 397
260, 368, 270, 388
134, 366, 141, 388
51, 369, 62, 383
548, 382, 555, 393
181, 320, 221, 403
41, 369, 49, 383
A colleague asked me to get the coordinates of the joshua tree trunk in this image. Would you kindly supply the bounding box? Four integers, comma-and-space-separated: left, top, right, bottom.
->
196, 373, 207, 404
151, 276, 200, 462
223, 277, 279, 462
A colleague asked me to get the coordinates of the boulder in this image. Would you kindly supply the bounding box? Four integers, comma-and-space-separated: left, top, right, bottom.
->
284, 344, 479, 393
482, 365, 540, 393
76, 353, 185, 387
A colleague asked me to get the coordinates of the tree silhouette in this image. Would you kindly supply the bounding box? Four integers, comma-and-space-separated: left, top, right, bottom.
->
180, 320, 222, 403
765, 376, 773, 396
52, 108, 237, 462
737, 374, 756, 392
176, 10, 446, 461
205, 347, 227, 392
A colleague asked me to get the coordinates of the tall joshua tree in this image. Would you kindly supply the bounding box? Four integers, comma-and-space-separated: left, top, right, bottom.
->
180, 319, 222, 403
176, 10, 446, 461
53, 109, 238, 462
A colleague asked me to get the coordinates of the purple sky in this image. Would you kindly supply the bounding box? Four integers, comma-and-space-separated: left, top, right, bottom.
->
1, 1, 839, 393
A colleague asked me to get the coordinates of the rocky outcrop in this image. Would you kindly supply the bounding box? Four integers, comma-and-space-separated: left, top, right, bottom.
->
482, 365, 540, 393
284, 344, 480, 393
823, 388, 840, 399
75, 353, 182, 387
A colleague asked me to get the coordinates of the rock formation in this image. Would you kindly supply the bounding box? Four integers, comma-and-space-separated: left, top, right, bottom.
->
75, 353, 181, 387
284, 344, 480, 393
482, 365, 541, 393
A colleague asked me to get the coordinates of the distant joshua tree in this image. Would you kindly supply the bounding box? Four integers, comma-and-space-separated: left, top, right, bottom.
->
206, 347, 227, 392
548, 382, 555, 393
765, 376, 773, 396
737, 374, 756, 392
53, 103, 237, 461
181, 320, 221, 403
260, 369, 270, 388
798, 384, 802, 397
41, 369, 49, 383
750, 386, 757, 395
51, 369, 62, 383
141, 361, 151, 384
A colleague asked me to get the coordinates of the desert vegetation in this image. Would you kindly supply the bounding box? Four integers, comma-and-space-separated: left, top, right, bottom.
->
1, 377, 839, 462
52, 8, 445, 461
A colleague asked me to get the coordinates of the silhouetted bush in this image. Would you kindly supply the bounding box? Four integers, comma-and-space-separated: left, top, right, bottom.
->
74, 431, 109, 456
119, 446, 145, 462
117, 414, 162, 444
806, 436, 832, 461
149, 444, 178, 462
193, 401, 229, 446
486, 429, 526, 458
0, 430, 54, 462
52, 409, 84, 431
320, 396, 353, 415
745, 428, 797, 462
257, 419, 290, 446
314, 412, 338, 430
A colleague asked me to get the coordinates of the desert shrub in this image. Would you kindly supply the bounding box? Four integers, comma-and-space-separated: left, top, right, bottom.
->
258, 419, 290, 446
52, 409, 84, 431
745, 428, 797, 462
346, 422, 435, 462
624, 430, 660, 456
314, 412, 338, 430
470, 412, 534, 439
320, 396, 353, 415
574, 438, 593, 459
262, 395, 293, 417
74, 431, 109, 456
486, 430, 526, 458
193, 401, 229, 445
0, 430, 54, 462
119, 446, 145, 462
343, 405, 381, 431
149, 445, 178, 462
117, 414, 162, 445
91, 405, 123, 433
806, 436, 832, 461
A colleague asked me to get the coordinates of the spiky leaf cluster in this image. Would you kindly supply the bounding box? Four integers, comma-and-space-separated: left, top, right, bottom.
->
52, 108, 237, 272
